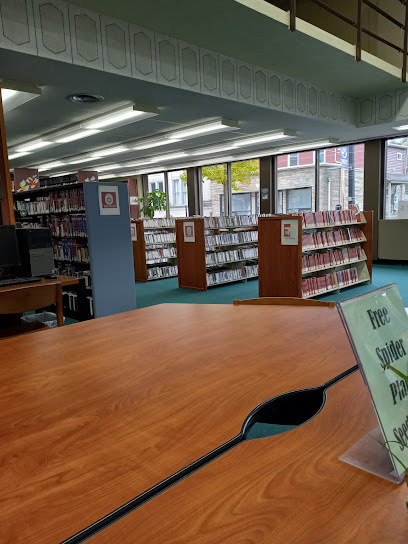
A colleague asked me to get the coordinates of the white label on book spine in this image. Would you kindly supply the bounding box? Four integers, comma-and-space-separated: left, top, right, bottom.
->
183, 221, 195, 242
281, 220, 298, 246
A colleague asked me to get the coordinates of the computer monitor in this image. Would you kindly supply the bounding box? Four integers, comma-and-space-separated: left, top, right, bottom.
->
0, 225, 20, 267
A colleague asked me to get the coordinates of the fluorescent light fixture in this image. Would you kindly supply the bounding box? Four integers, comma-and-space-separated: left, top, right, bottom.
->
169, 119, 239, 140
149, 152, 187, 163
231, 130, 295, 147
98, 173, 116, 180
38, 161, 65, 172
54, 129, 100, 143
1, 89, 18, 101
1, 84, 41, 113
15, 139, 53, 152
84, 104, 159, 130
65, 156, 96, 165
92, 164, 122, 172
90, 146, 129, 158
49, 171, 75, 177
8, 151, 31, 160
190, 145, 232, 156
393, 125, 408, 131
272, 139, 339, 155
132, 136, 182, 150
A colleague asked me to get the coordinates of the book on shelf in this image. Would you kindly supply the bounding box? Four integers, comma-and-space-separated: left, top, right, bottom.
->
143, 218, 175, 228
206, 246, 258, 266
301, 267, 360, 297
144, 232, 176, 244
301, 209, 360, 228
302, 246, 366, 273
147, 265, 178, 280
53, 239, 89, 263
206, 264, 259, 286
205, 230, 258, 248
302, 226, 364, 250
204, 215, 258, 229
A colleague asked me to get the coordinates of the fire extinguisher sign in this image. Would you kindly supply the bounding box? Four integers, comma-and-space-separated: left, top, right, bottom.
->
281, 220, 298, 246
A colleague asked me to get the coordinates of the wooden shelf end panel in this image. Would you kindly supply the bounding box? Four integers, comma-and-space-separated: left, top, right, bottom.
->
258, 216, 302, 298
132, 220, 148, 283
176, 218, 207, 290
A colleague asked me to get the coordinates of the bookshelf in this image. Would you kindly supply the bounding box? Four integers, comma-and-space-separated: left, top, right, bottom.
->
131, 218, 178, 282
176, 215, 259, 290
13, 182, 92, 320
258, 210, 373, 299
13, 181, 136, 319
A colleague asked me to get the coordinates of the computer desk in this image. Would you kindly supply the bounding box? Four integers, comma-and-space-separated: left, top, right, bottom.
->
0, 304, 405, 543
0, 274, 79, 294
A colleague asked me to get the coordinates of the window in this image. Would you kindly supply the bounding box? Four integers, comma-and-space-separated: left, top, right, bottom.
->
385, 139, 408, 219
277, 151, 315, 213
231, 159, 260, 215
317, 145, 365, 212
200, 163, 227, 216
147, 173, 166, 218
289, 153, 299, 167
168, 170, 188, 217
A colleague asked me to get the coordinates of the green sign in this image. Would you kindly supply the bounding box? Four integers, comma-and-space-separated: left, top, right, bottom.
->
338, 284, 408, 478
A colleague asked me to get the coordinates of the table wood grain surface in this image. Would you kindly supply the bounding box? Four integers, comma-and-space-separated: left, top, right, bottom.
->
90, 371, 408, 544
0, 304, 357, 543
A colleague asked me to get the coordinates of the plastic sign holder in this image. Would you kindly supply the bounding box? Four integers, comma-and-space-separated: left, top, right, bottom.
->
338, 284, 408, 484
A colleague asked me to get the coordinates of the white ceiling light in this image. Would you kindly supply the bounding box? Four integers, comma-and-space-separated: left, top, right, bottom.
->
54, 129, 100, 143
272, 139, 339, 154
231, 130, 296, 148
1, 89, 18, 101
38, 161, 65, 171
84, 104, 159, 130
149, 152, 187, 163
92, 164, 122, 172
393, 125, 408, 131
90, 145, 129, 158
8, 151, 31, 160
168, 119, 239, 140
190, 145, 232, 155
1, 85, 41, 113
132, 136, 182, 150
14, 139, 53, 152
49, 171, 75, 177
65, 156, 96, 165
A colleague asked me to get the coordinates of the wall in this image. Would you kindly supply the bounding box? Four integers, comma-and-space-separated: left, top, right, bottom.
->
386, 146, 407, 174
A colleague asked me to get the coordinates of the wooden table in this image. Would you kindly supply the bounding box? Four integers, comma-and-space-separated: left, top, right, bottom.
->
0, 274, 79, 294
0, 304, 404, 543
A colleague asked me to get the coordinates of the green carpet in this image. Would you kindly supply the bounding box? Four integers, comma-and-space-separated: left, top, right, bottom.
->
136, 264, 408, 308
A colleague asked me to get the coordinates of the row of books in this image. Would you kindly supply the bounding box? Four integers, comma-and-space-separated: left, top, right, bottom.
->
204, 215, 258, 229
50, 189, 85, 212
301, 267, 359, 296
147, 265, 178, 280
63, 291, 93, 316
145, 247, 177, 261
54, 262, 91, 288
206, 246, 258, 266
302, 210, 358, 227
245, 264, 258, 279
51, 214, 87, 237
144, 232, 176, 244
205, 230, 258, 248
15, 197, 49, 215
53, 240, 90, 263
302, 227, 364, 250
302, 246, 365, 273
143, 218, 175, 228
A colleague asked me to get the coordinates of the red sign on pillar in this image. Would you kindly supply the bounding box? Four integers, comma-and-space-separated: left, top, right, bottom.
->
13, 168, 39, 192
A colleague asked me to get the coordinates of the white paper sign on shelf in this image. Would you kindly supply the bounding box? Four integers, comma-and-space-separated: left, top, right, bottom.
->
98, 185, 120, 216
398, 200, 408, 219
130, 196, 138, 205
130, 223, 137, 241
183, 221, 195, 242
281, 219, 298, 246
